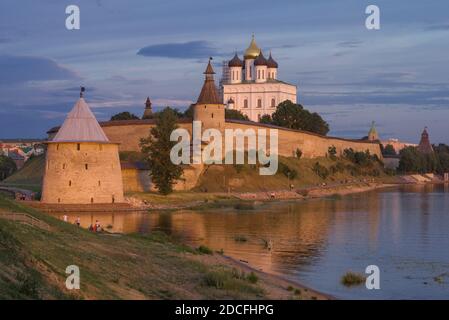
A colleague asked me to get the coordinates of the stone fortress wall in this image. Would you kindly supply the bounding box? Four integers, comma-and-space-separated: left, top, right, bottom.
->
41, 142, 124, 203
91, 119, 382, 158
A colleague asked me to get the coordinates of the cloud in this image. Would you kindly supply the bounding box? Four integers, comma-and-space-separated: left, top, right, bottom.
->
337, 40, 363, 48
137, 41, 219, 59
0, 55, 78, 85
425, 24, 449, 31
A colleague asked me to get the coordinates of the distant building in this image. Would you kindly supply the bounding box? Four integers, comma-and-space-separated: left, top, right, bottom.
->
417, 127, 434, 154
0, 139, 45, 167
367, 121, 379, 141
221, 36, 297, 122
142, 97, 153, 119
41, 90, 124, 204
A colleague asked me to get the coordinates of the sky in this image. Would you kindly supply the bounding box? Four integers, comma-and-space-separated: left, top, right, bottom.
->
0, 0, 448, 144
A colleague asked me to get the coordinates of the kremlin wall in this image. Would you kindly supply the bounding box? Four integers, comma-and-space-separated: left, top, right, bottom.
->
43, 41, 383, 200
46, 62, 381, 196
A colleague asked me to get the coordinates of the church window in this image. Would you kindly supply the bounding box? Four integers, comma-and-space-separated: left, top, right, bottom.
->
211, 113, 214, 118
244, 99, 248, 108
257, 70, 260, 79
99, 144, 103, 151
77, 143, 80, 151
63, 163, 66, 169
85, 163, 88, 170
258, 114, 261, 121
58, 198, 61, 203
98, 180, 101, 186
271, 98, 276, 108
232, 71, 234, 81
91, 197, 94, 204
69, 180, 71, 186
112, 196, 115, 204
257, 99, 262, 108
262, 70, 265, 79
56, 144, 59, 150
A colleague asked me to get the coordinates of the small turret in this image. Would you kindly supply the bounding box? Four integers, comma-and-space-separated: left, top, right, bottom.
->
367, 121, 379, 141
194, 58, 225, 133
418, 127, 434, 154
142, 97, 153, 119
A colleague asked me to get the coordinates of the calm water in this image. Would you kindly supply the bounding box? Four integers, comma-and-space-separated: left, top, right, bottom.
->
54, 184, 449, 299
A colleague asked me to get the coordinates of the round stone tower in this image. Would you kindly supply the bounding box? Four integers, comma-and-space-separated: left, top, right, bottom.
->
41, 91, 124, 204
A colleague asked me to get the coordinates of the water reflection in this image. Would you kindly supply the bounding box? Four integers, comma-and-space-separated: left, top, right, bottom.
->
51, 184, 449, 299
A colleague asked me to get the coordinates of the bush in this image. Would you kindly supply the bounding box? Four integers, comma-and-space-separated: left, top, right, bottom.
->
341, 271, 366, 287
278, 162, 298, 179
313, 162, 329, 179
328, 145, 337, 160
203, 268, 263, 295
247, 272, 259, 284
197, 245, 213, 255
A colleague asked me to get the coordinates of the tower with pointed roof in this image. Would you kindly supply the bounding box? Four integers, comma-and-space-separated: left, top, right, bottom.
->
367, 121, 379, 141
221, 35, 297, 122
41, 89, 124, 204
193, 59, 225, 134
418, 127, 434, 154
142, 97, 153, 119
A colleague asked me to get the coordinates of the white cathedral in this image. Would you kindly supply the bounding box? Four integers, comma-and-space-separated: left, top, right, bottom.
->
221, 36, 297, 122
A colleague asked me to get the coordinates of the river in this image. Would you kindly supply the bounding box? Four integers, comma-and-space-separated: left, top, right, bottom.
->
53, 184, 449, 299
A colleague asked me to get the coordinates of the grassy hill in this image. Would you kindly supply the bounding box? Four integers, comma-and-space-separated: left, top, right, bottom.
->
1, 155, 45, 192
0, 195, 324, 300
194, 156, 395, 193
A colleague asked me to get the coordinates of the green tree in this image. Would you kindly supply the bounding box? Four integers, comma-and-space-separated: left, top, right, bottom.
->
269, 100, 329, 135
0, 155, 17, 180
225, 109, 249, 121
259, 114, 272, 124
383, 144, 396, 156
398, 146, 438, 173
140, 108, 183, 195
110, 111, 139, 121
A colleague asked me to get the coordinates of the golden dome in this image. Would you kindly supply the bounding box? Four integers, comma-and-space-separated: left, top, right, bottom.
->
244, 35, 261, 60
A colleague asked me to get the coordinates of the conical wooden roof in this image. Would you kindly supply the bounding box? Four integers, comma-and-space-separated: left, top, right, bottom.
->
197, 60, 220, 104
52, 98, 110, 143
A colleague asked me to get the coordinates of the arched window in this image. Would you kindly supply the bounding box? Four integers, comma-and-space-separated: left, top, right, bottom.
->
85, 164, 88, 170
69, 180, 71, 186
262, 70, 265, 79
244, 99, 248, 108
257, 99, 262, 108
271, 98, 276, 108
211, 113, 214, 118
98, 180, 101, 186
77, 143, 80, 151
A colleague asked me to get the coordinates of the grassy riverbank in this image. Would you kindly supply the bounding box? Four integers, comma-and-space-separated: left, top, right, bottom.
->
0, 195, 326, 300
